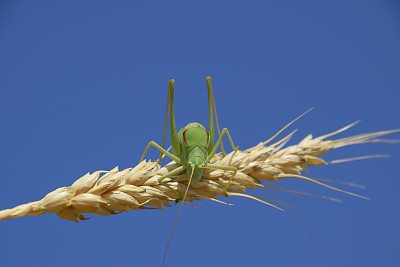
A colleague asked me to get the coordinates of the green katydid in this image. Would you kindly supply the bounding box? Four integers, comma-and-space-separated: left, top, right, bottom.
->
139, 77, 240, 266
139, 76, 239, 201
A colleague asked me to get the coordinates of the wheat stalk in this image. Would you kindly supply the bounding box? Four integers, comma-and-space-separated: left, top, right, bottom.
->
0, 121, 398, 222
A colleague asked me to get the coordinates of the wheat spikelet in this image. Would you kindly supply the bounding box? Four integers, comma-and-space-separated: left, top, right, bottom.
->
0, 122, 398, 222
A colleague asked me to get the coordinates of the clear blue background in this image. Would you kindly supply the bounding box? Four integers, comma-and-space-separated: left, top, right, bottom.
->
0, 1, 399, 266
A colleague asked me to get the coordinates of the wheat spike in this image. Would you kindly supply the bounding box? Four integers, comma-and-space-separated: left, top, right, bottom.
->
0, 123, 398, 222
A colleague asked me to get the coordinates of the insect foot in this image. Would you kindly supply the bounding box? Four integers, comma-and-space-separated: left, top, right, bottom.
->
174, 196, 183, 204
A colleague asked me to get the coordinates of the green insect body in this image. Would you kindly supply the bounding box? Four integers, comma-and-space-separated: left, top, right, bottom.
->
177, 123, 209, 184
140, 76, 239, 201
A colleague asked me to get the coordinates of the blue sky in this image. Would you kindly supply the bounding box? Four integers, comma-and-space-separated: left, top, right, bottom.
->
0, 1, 399, 266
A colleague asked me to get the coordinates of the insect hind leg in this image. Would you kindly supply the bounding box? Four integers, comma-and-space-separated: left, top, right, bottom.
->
207, 128, 239, 162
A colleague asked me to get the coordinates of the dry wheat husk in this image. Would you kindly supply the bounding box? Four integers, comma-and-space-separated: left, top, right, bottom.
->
0, 121, 398, 222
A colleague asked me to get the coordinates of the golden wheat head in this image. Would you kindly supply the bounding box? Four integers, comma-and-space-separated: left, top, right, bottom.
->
0, 121, 398, 222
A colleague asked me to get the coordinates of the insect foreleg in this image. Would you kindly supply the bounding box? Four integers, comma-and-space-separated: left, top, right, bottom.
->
207, 128, 239, 161
157, 165, 187, 202
140, 141, 181, 164
206, 163, 237, 197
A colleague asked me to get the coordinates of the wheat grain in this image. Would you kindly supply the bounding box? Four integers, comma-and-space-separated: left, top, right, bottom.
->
0, 122, 398, 222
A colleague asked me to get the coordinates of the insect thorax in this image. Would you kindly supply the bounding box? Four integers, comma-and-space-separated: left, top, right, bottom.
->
178, 122, 209, 149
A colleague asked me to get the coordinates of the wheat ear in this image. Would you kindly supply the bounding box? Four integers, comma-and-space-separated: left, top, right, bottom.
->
0, 122, 398, 222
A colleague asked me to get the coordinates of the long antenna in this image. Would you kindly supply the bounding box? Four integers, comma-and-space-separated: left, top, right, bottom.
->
162, 165, 195, 267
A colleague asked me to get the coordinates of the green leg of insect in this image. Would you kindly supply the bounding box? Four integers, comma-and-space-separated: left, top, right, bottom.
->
157, 165, 187, 202
207, 128, 239, 161
138, 79, 174, 166
139, 141, 185, 200
139, 141, 181, 164
207, 77, 228, 157
157, 79, 172, 164
206, 127, 239, 196
206, 163, 237, 197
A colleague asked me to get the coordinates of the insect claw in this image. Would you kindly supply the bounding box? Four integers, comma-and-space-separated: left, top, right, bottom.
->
174, 197, 182, 204
224, 187, 229, 197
